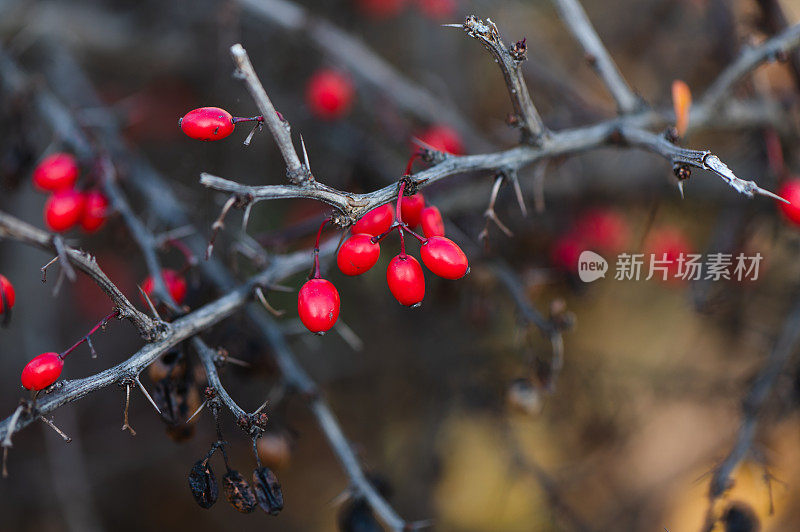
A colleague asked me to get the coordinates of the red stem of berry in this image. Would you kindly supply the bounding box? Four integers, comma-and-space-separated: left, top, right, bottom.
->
395, 181, 407, 257
311, 218, 330, 279
404, 151, 422, 176
166, 239, 198, 272
232, 115, 264, 124
59, 310, 119, 360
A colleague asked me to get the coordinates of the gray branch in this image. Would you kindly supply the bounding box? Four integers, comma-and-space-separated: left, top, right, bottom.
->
551, 0, 643, 113
460, 15, 547, 143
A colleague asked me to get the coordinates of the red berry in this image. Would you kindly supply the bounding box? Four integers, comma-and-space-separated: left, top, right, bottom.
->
418, 125, 464, 154
352, 204, 394, 236
387, 255, 425, 306
778, 179, 800, 226
551, 233, 583, 273
33, 153, 79, 192
645, 228, 692, 279
356, 0, 407, 19
0, 274, 15, 314
420, 206, 445, 237
44, 189, 85, 232
80, 191, 109, 233
305, 69, 355, 120
420, 236, 469, 279
400, 194, 426, 228
574, 208, 629, 253
21, 352, 64, 390
337, 234, 381, 276
415, 0, 456, 19
297, 278, 340, 333
180, 107, 235, 141
142, 269, 188, 305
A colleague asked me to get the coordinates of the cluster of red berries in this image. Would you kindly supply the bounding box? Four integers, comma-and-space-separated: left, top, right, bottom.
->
297, 182, 468, 333
356, 0, 457, 20
33, 153, 109, 233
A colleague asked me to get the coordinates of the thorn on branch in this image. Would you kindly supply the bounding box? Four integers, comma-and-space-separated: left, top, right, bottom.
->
40, 416, 72, 442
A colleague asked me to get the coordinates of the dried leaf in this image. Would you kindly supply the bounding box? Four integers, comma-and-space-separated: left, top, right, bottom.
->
253, 466, 283, 516
223, 469, 257, 514
671, 80, 692, 137
188, 460, 218, 509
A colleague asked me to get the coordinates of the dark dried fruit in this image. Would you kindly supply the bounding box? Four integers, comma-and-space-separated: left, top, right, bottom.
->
223, 469, 257, 513
338, 498, 382, 532
253, 467, 283, 516
188, 460, 218, 509
722, 502, 759, 532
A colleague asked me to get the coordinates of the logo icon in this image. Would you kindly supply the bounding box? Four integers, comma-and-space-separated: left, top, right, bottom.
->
577, 251, 608, 282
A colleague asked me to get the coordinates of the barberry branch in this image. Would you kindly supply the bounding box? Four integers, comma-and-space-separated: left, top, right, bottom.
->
551, 0, 643, 113
0, 210, 158, 339
458, 16, 547, 143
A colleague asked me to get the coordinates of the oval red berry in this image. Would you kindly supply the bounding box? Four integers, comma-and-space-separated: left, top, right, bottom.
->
386, 255, 425, 306
180, 107, 235, 141
337, 234, 380, 276
420, 206, 445, 237
778, 180, 800, 226
44, 189, 85, 232
418, 125, 464, 155
33, 153, 79, 192
400, 194, 425, 228
0, 274, 15, 314
298, 278, 340, 333
21, 352, 64, 390
420, 236, 469, 280
305, 70, 355, 120
352, 204, 394, 237
80, 191, 109, 233
142, 269, 188, 305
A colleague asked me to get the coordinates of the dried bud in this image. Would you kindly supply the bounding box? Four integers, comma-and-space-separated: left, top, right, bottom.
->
511, 38, 527, 61
673, 164, 691, 181
253, 467, 284, 516
188, 460, 218, 509
223, 469, 257, 514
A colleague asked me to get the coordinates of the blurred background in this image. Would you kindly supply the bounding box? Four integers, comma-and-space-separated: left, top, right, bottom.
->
2, 0, 800, 530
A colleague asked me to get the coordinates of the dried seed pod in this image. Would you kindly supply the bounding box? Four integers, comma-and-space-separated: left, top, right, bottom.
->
252, 467, 284, 516
222, 469, 257, 514
188, 460, 218, 509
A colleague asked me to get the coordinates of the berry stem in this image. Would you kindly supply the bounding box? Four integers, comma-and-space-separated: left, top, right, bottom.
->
166, 238, 198, 272
404, 150, 422, 176
311, 218, 330, 279
232, 115, 264, 124
395, 181, 407, 257
59, 310, 119, 360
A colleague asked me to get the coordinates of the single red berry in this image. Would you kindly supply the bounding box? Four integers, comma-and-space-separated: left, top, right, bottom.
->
420, 236, 469, 279
400, 194, 426, 228
418, 125, 464, 155
305, 69, 355, 120
33, 153, 79, 192
21, 352, 64, 391
415, 0, 456, 19
352, 204, 394, 236
778, 179, 800, 226
420, 206, 445, 237
551, 232, 583, 273
80, 191, 109, 233
0, 274, 15, 314
387, 255, 425, 306
142, 269, 188, 305
297, 278, 340, 333
356, 0, 407, 19
337, 234, 381, 276
574, 208, 630, 253
44, 189, 85, 232
645, 228, 692, 280
180, 107, 235, 141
